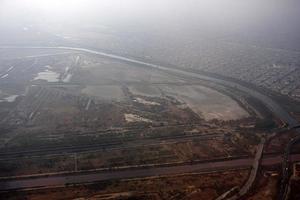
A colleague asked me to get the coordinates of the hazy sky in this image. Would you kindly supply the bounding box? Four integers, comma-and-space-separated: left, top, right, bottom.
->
0, 0, 300, 49
0, 0, 295, 23
1, 0, 298, 26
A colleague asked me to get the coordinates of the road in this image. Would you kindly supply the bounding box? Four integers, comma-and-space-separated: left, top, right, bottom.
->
0, 154, 300, 191
220, 139, 265, 200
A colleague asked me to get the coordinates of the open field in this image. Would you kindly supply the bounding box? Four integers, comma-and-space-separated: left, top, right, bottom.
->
0, 48, 264, 179
0, 134, 255, 177
0, 49, 251, 126
157, 84, 249, 120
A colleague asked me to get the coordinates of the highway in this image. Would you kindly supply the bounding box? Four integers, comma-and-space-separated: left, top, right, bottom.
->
0, 154, 300, 191
217, 139, 266, 200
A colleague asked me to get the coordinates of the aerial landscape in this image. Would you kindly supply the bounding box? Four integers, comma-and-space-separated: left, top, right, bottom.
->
0, 0, 300, 200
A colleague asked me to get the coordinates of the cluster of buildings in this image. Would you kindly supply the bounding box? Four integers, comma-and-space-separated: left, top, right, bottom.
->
139, 38, 300, 102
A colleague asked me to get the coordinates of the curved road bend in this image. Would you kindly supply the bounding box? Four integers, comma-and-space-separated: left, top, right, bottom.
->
0, 154, 300, 191
0, 46, 298, 127
217, 139, 265, 200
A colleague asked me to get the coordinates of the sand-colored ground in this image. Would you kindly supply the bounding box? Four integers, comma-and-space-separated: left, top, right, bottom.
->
129, 85, 162, 97
124, 113, 152, 123
81, 85, 125, 101
157, 85, 249, 121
